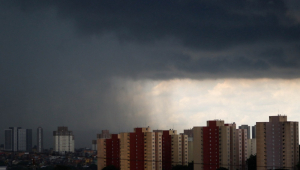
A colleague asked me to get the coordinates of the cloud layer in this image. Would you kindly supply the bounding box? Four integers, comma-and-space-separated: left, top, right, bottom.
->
1, 0, 300, 147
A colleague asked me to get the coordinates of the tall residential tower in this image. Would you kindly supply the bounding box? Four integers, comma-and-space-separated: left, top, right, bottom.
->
37, 127, 43, 152
53, 126, 75, 154
256, 115, 299, 170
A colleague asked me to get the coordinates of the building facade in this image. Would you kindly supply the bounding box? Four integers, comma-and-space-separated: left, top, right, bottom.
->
4, 127, 31, 152
4, 129, 13, 151
97, 130, 110, 139
194, 120, 231, 170
153, 129, 188, 170
4, 127, 21, 151
194, 120, 248, 170
98, 127, 186, 170
252, 125, 256, 139
235, 129, 248, 170
37, 127, 43, 152
247, 138, 256, 158
18, 129, 32, 152
183, 129, 194, 163
53, 126, 75, 154
92, 140, 97, 151
97, 134, 120, 170
239, 125, 250, 139
256, 115, 299, 170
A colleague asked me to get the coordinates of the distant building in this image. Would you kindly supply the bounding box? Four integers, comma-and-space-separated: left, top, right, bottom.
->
256, 115, 299, 170
252, 125, 256, 138
97, 134, 120, 170
18, 129, 32, 152
247, 125, 257, 159
4, 127, 31, 152
97, 130, 110, 139
4, 127, 21, 151
53, 126, 75, 154
37, 127, 43, 152
247, 138, 256, 158
91, 140, 97, 151
239, 125, 250, 139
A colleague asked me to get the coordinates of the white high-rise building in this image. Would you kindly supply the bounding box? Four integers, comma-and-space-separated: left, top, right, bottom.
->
53, 126, 75, 154
37, 127, 43, 152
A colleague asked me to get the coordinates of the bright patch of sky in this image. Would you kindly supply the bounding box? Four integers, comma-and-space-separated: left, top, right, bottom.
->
116, 78, 300, 136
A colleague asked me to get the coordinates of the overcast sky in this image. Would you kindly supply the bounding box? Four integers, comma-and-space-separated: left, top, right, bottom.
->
1, 0, 300, 148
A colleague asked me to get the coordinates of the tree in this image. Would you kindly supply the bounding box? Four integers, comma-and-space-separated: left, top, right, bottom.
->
246, 154, 256, 170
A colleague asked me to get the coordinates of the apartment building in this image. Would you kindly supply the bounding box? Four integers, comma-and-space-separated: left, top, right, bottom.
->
37, 127, 43, 152
235, 128, 248, 170
4, 127, 32, 152
97, 134, 120, 170
194, 120, 248, 170
256, 115, 299, 170
118, 127, 156, 170
153, 130, 188, 170
183, 129, 194, 163
53, 126, 75, 154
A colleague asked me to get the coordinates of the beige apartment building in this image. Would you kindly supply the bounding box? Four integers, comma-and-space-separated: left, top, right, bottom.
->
119, 127, 156, 170
183, 129, 194, 163
226, 123, 238, 170
235, 129, 248, 170
256, 115, 299, 170
154, 132, 162, 170
194, 120, 248, 170
193, 120, 232, 170
153, 129, 188, 170
119, 132, 130, 170
171, 134, 188, 167
97, 134, 120, 170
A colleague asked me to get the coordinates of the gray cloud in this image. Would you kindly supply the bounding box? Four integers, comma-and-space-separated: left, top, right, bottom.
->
1, 0, 300, 147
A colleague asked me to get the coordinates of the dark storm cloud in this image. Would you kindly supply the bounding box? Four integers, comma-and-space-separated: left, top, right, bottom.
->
1, 0, 300, 147
7, 0, 300, 76
13, 0, 300, 49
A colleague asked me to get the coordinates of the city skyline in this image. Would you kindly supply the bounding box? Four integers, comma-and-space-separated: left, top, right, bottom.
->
0, 114, 288, 150
1, 0, 300, 148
